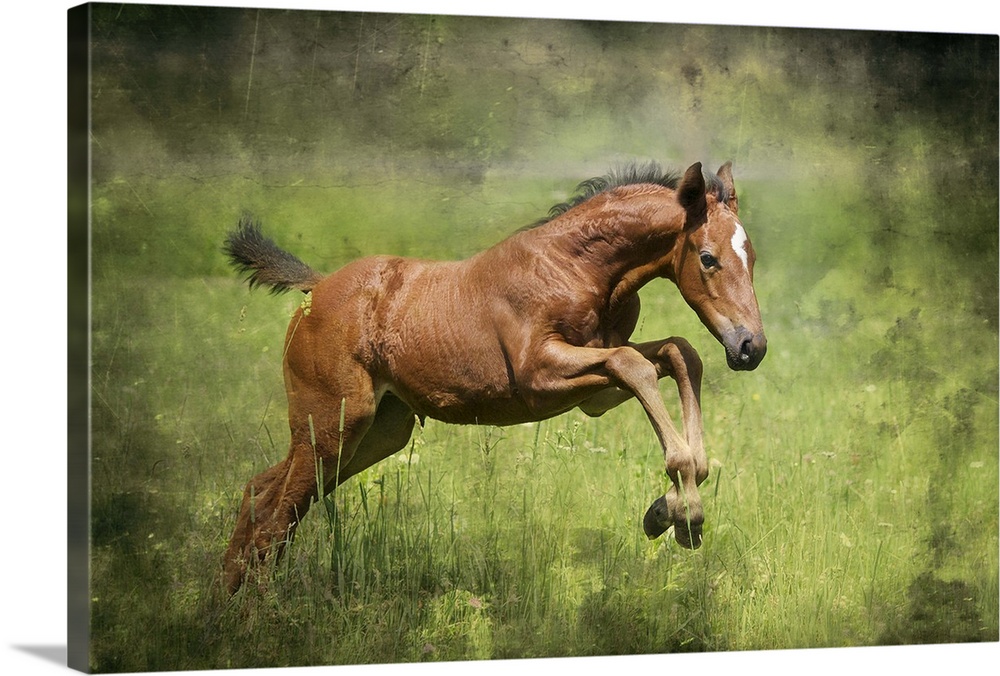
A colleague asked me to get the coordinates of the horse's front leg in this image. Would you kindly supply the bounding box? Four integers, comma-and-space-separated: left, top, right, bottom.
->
579, 336, 703, 445
527, 340, 705, 547
632, 337, 707, 546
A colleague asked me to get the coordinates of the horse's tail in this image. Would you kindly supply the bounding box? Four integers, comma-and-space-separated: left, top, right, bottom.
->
223, 217, 324, 294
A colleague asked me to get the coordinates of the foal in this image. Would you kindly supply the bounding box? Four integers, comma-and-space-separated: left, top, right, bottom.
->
221, 161, 766, 594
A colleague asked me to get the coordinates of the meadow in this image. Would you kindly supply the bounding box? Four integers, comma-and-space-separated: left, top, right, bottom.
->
81, 7, 997, 672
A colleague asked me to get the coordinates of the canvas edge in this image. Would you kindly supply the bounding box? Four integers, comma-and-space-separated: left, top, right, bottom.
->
68, 2, 93, 673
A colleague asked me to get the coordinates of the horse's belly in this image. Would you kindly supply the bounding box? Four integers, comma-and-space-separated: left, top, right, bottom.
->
415, 394, 537, 426
384, 348, 535, 425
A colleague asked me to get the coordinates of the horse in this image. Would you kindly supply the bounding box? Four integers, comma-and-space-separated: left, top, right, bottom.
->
221, 160, 766, 595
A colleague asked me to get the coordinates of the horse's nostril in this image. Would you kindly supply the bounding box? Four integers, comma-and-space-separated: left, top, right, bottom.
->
727, 330, 766, 371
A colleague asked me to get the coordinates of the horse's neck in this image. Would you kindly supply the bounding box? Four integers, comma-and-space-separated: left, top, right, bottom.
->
554, 198, 682, 297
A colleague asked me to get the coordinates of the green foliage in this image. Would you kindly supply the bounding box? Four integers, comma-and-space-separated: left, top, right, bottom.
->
84, 6, 997, 672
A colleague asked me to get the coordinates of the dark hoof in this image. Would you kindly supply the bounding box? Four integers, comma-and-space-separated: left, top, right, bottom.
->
643, 495, 704, 548
642, 496, 671, 539
674, 522, 703, 549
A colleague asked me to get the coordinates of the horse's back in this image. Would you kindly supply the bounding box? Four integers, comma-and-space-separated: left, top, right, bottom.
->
286, 254, 522, 422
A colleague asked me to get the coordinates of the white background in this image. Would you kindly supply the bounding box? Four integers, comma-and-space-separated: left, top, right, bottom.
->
3, 1, 998, 675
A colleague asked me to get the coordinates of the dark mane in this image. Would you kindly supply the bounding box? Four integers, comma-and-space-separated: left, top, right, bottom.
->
533, 160, 731, 226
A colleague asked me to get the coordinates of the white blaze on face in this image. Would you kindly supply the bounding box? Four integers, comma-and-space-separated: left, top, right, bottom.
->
731, 221, 749, 272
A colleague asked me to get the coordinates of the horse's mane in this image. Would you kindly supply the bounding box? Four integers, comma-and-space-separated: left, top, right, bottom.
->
533, 160, 731, 226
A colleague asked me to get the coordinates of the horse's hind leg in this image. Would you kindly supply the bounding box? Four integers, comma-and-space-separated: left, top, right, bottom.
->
336, 393, 417, 484
222, 455, 301, 594
222, 378, 377, 595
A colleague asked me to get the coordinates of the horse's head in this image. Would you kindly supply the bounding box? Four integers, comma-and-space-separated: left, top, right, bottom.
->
672, 162, 767, 371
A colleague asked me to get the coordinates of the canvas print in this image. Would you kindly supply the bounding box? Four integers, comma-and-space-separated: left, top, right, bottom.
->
68, 2, 999, 672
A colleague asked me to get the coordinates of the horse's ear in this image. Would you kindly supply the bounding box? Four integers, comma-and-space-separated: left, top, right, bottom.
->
677, 162, 707, 226
717, 161, 739, 215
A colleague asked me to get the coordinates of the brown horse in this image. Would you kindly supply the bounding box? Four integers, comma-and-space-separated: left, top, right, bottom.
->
221, 160, 766, 595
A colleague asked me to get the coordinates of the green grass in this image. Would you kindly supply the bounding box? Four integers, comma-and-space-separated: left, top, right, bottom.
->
86, 164, 998, 671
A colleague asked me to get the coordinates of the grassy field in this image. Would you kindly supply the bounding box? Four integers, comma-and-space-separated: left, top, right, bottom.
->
87, 164, 997, 671
80, 8, 997, 672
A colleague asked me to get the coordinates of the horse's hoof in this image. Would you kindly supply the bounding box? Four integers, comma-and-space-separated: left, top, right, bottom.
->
673, 522, 703, 549
642, 496, 671, 539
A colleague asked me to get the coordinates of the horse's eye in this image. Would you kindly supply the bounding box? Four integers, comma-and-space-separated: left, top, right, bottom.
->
700, 252, 718, 269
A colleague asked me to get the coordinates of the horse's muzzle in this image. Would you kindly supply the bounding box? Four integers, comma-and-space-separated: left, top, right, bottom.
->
724, 326, 767, 371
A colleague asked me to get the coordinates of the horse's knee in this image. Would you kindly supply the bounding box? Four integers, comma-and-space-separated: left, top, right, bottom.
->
681, 341, 703, 381
663, 337, 702, 381
605, 346, 659, 388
